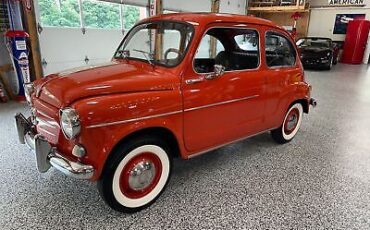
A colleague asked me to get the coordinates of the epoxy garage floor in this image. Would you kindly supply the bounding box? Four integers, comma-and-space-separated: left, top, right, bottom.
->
1, 64, 370, 229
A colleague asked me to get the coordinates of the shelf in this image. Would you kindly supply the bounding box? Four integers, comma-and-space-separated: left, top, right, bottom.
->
247, 0, 309, 12
248, 5, 308, 12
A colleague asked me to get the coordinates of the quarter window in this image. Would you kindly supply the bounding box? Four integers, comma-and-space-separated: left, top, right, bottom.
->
194, 28, 260, 73
265, 31, 296, 67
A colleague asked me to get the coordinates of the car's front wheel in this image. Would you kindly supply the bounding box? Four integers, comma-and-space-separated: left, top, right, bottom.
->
324, 55, 333, 70
271, 103, 303, 144
98, 136, 172, 213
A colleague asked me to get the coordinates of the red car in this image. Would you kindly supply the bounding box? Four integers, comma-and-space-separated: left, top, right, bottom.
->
15, 13, 316, 212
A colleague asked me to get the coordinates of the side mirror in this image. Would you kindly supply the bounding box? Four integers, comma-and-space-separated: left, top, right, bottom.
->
205, 64, 225, 80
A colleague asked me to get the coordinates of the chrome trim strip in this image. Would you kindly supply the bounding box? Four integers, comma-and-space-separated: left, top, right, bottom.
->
188, 127, 276, 159
36, 117, 57, 129
37, 110, 54, 120
38, 127, 57, 137
86, 95, 259, 129
86, 85, 111, 90
86, 110, 183, 129
184, 95, 259, 112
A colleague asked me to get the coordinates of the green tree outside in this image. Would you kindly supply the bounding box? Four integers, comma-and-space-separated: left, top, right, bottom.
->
39, 0, 80, 27
38, 0, 140, 29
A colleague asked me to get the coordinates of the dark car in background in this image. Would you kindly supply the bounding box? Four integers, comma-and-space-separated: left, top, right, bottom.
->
296, 37, 339, 70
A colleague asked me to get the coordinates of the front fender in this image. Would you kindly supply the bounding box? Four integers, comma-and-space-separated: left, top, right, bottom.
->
71, 90, 184, 180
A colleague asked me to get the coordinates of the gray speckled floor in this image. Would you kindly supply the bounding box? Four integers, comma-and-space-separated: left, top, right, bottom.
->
1, 64, 370, 229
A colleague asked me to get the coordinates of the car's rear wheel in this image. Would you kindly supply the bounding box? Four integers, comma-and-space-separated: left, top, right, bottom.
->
271, 103, 303, 144
98, 136, 172, 213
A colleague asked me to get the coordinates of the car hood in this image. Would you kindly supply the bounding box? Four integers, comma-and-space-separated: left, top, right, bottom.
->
35, 61, 178, 108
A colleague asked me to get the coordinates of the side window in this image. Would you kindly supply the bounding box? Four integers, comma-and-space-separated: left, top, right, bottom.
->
195, 34, 224, 58
193, 28, 260, 73
265, 31, 296, 67
194, 34, 224, 73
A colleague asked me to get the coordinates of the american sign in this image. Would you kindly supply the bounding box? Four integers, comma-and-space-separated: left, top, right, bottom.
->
328, 0, 365, 5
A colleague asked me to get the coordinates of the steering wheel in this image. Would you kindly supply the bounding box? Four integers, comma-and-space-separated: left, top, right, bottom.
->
164, 48, 181, 64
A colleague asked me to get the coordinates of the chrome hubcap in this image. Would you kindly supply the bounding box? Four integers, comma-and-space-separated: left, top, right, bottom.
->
128, 161, 156, 191
286, 115, 298, 130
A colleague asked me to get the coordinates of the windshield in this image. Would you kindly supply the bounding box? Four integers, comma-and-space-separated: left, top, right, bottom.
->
296, 38, 331, 48
114, 21, 194, 67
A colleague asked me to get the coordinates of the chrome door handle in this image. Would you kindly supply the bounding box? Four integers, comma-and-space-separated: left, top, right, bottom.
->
185, 78, 204, 84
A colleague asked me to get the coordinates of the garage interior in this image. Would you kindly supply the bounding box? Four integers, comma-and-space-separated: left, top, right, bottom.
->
1, 0, 370, 229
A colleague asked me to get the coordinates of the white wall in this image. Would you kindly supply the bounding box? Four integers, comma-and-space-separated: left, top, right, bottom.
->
163, 0, 211, 12
308, 7, 370, 41
163, 0, 246, 14
220, 0, 246, 14
39, 27, 123, 75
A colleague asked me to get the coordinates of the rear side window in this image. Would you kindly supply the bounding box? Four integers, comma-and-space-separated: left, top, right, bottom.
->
265, 31, 296, 67
234, 34, 258, 52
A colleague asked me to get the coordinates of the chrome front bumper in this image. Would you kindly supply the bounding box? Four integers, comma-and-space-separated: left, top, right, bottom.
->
15, 113, 94, 180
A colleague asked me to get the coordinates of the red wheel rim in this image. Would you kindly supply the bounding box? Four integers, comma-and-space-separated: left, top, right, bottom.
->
119, 152, 162, 199
284, 108, 299, 135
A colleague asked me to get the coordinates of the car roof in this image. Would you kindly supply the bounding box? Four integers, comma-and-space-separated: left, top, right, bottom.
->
142, 12, 277, 28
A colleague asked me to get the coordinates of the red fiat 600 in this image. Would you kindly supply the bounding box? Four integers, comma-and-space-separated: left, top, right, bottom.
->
15, 13, 316, 212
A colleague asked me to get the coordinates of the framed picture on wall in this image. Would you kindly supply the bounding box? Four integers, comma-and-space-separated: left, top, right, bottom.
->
333, 14, 366, 34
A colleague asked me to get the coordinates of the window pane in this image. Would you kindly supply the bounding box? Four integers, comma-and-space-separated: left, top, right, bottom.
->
163, 30, 182, 59
194, 28, 259, 73
235, 34, 258, 52
82, 0, 120, 29
265, 32, 296, 67
195, 35, 224, 59
122, 5, 148, 30
38, 0, 80, 27
116, 21, 194, 67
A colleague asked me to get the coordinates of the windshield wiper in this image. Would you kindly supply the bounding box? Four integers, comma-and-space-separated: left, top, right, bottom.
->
133, 49, 155, 66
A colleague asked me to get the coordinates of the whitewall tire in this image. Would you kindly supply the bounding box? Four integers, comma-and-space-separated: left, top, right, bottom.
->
271, 103, 303, 144
98, 136, 172, 213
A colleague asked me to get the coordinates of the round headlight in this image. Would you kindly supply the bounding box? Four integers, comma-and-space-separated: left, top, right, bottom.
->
327, 52, 331, 57
60, 108, 81, 139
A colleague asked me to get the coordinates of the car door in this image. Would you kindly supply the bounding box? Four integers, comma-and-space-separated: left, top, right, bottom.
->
263, 30, 303, 128
182, 24, 266, 153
